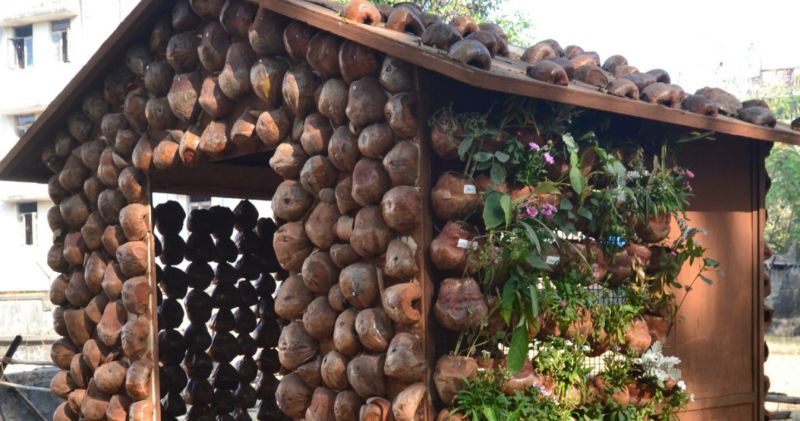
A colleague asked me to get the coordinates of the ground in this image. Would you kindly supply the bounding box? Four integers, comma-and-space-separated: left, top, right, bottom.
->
765, 336, 800, 419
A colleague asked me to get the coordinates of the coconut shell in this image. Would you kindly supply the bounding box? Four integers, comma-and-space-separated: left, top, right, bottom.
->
132, 135, 154, 173
98, 188, 127, 225
274, 273, 314, 320
350, 206, 392, 258
49, 174, 71, 204
121, 316, 151, 361
102, 224, 127, 256
167, 70, 202, 122
118, 167, 147, 204
117, 241, 149, 277
105, 394, 132, 421
53, 306, 69, 337
347, 354, 386, 399
94, 361, 128, 395
351, 158, 390, 206
125, 358, 153, 401
119, 204, 150, 241
301, 250, 339, 294
304, 201, 340, 249
64, 308, 94, 346
66, 272, 93, 308
63, 231, 86, 267
124, 89, 149, 132
384, 333, 426, 383
249, 7, 289, 55
303, 296, 339, 340
273, 221, 312, 272
50, 274, 70, 306
197, 21, 230, 72
430, 221, 476, 272
380, 186, 421, 233
166, 31, 200, 73
434, 355, 478, 405
61, 194, 91, 228
219, 42, 256, 100
380, 56, 414, 93
122, 276, 151, 316
384, 239, 419, 282
434, 278, 488, 331
275, 372, 312, 419
97, 300, 127, 348
346, 76, 387, 130
278, 321, 319, 370
256, 107, 292, 149
271, 179, 313, 221
269, 141, 308, 179
432, 172, 481, 221
83, 176, 104, 208
51, 370, 76, 399
282, 64, 319, 118
339, 40, 381, 83
51, 338, 78, 370
338, 262, 379, 309
355, 307, 394, 352
300, 155, 338, 194
145, 97, 177, 131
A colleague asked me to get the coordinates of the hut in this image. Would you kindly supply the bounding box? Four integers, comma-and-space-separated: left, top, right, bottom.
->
0, 0, 793, 419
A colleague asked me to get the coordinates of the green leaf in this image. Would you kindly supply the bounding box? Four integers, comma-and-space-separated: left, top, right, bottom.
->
482, 407, 498, 421
535, 181, 561, 194
507, 325, 529, 374
501, 278, 517, 324
562, 132, 577, 151
559, 197, 573, 210
528, 284, 539, 316
568, 151, 586, 194
526, 252, 549, 270
577, 207, 593, 220
700, 275, 714, 285
500, 193, 513, 227
703, 257, 720, 268
457, 136, 474, 160
490, 162, 507, 184
494, 151, 510, 163
520, 222, 541, 252
483, 191, 505, 229
474, 151, 493, 162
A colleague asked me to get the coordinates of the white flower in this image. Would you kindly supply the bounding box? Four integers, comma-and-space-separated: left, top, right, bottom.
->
636, 341, 683, 387
677, 381, 686, 390
690, 393, 695, 402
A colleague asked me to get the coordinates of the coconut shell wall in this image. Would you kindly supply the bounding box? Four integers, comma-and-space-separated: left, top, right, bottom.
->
28, 0, 777, 420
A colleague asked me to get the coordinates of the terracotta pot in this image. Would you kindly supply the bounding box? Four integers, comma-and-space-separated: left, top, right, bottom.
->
606, 250, 633, 287
560, 241, 607, 283
588, 328, 610, 357
623, 319, 653, 354
644, 314, 670, 343
627, 382, 655, 408
647, 245, 677, 275
501, 361, 552, 396
635, 213, 672, 244
593, 375, 631, 406
625, 243, 652, 267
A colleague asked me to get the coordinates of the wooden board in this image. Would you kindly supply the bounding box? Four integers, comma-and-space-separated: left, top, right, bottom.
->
255, 0, 800, 147
668, 135, 765, 420
149, 162, 282, 200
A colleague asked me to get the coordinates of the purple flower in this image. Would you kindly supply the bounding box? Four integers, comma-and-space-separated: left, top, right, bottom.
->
540, 203, 557, 219
685, 169, 695, 179
559, 300, 567, 308
544, 152, 555, 165
526, 205, 539, 218
529, 142, 541, 151
670, 250, 678, 257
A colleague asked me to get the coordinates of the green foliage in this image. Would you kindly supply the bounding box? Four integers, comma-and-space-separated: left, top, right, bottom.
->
765, 144, 800, 254
452, 370, 572, 420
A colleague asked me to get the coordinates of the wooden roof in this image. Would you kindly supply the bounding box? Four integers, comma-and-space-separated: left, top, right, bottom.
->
1, 0, 797, 183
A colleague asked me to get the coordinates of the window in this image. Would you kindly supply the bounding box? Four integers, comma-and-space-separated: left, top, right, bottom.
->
14, 114, 35, 137
8, 25, 33, 69
51, 19, 70, 63
188, 195, 212, 210
18, 202, 37, 246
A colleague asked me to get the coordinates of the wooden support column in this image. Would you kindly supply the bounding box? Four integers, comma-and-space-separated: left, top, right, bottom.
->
414, 66, 437, 420
146, 175, 161, 420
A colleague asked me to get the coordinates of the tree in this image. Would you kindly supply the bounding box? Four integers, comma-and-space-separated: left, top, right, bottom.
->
334, 0, 534, 45
748, 79, 800, 254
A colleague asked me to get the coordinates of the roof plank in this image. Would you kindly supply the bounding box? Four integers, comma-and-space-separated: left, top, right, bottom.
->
257, 0, 800, 146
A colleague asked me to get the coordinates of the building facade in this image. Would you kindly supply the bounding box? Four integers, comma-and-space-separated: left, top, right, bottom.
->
0, 0, 139, 341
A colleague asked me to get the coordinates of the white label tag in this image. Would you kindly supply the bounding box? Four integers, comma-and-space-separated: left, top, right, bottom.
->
457, 238, 476, 250
545, 255, 561, 265
463, 184, 477, 195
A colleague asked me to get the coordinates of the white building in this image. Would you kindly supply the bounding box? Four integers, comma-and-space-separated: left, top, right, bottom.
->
0, 0, 139, 341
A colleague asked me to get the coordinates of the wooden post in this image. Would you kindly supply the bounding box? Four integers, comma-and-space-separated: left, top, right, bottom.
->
146, 176, 161, 420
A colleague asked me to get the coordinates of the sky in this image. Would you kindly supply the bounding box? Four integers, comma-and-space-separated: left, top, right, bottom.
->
502, 0, 800, 95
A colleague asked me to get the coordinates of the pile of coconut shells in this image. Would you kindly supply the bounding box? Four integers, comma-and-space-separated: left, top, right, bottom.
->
150, 199, 281, 420
339, 0, 778, 128
264, 8, 430, 421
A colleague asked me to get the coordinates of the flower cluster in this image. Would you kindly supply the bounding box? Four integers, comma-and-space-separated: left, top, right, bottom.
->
524, 203, 558, 220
